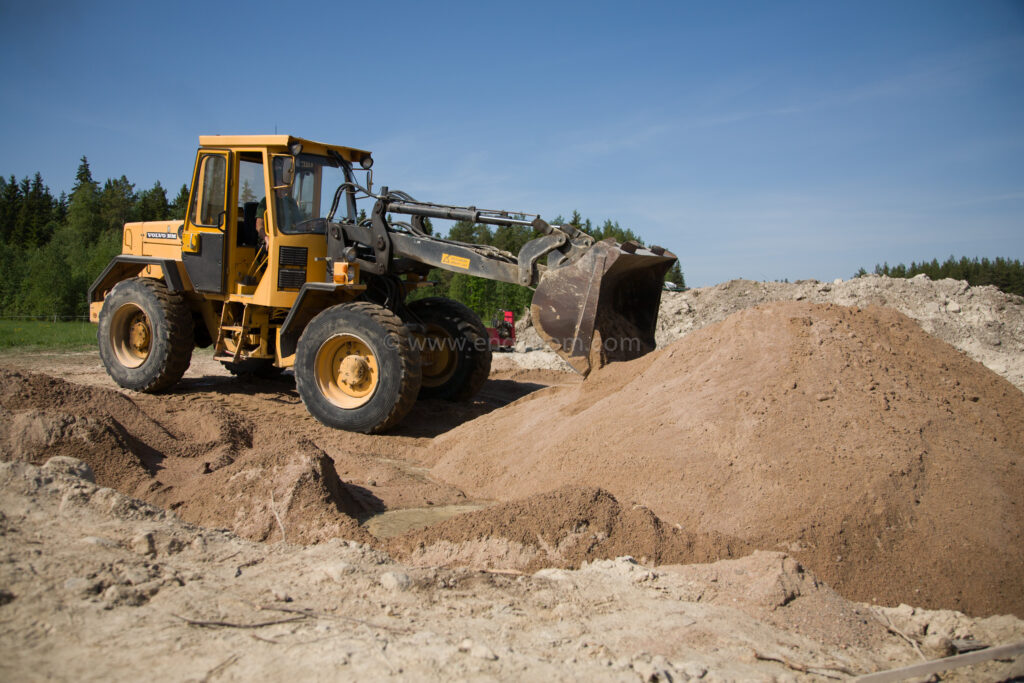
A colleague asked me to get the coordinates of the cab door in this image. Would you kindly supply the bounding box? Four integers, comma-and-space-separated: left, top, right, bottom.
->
181, 149, 232, 293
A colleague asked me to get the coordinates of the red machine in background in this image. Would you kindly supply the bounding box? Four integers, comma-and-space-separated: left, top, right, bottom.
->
488, 310, 516, 351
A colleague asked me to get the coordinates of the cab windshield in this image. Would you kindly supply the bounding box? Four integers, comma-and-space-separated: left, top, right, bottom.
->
273, 154, 336, 234
278, 153, 371, 233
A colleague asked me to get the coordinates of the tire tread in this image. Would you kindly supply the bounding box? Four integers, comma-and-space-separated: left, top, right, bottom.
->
408, 297, 491, 401
295, 301, 421, 434
98, 277, 193, 393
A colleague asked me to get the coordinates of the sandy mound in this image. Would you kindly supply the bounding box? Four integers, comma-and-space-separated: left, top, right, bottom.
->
147, 439, 372, 545
514, 275, 1024, 387
431, 301, 1024, 616
0, 368, 259, 491
656, 276, 1024, 391
0, 406, 152, 490
0, 368, 374, 545
0, 370, 177, 490
388, 486, 749, 572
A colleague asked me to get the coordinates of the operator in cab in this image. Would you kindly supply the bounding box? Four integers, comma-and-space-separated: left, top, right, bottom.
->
255, 186, 302, 246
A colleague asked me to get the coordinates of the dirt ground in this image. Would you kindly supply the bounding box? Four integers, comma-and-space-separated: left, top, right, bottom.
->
3, 458, 1023, 682
2, 274, 1024, 681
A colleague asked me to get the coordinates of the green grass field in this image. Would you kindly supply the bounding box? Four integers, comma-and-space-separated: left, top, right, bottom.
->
0, 320, 97, 350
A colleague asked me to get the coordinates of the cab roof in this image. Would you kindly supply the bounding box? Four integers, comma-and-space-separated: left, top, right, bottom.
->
198, 135, 372, 165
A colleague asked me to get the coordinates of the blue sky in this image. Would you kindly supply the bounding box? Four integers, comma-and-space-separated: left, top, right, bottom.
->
1, 0, 1021, 286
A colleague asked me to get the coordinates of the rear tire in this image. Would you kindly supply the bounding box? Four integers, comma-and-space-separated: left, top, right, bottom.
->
295, 302, 421, 433
407, 297, 491, 401
97, 277, 194, 393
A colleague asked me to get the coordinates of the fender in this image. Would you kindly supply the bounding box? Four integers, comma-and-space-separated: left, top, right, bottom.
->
88, 255, 187, 303
278, 282, 363, 358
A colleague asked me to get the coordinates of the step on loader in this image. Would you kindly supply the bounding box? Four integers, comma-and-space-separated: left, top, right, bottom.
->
89, 135, 677, 433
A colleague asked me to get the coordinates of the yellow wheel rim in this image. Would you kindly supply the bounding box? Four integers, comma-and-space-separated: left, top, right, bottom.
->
418, 323, 457, 388
110, 303, 151, 369
315, 333, 380, 409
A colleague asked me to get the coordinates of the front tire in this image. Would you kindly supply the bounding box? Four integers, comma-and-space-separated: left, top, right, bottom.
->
295, 302, 421, 433
97, 278, 194, 393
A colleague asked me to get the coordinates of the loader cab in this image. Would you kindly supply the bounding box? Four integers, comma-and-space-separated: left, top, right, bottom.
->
180, 147, 276, 295
179, 147, 300, 297
179, 135, 373, 306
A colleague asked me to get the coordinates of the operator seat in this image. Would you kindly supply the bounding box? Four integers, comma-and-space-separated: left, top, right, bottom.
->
239, 201, 259, 246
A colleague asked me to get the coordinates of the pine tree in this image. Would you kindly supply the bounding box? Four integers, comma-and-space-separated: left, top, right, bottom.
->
71, 156, 94, 195
240, 179, 257, 204
0, 175, 21, 243
136, 181, 170, 221
55, 191, 68, 223
99, 175, 136, 233
597, 219, 643, 245
66, 157, 103, 243
171, 184, 190, 219
16, 173, 57, 247
664, 262, 685, 289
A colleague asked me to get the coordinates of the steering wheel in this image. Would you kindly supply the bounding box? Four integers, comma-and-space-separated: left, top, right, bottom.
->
291, 218, 326, 234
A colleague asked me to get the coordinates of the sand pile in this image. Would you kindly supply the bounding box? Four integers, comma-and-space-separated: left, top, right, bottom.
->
430, 301, 1024, 616
0, 407, 152, 490
0, 369, 374, 544
656, 276, 1024, 391
513, 275, 1024, 388
0, 369, 261, 493
148, 439, 372, 545
388, 486, 749, 572
0, 370, 175, 491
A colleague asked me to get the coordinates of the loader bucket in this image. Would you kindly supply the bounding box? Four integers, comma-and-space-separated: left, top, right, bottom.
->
531, 239, 677, 376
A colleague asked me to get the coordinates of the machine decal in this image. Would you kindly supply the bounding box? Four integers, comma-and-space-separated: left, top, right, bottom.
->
441, 253, 471, 270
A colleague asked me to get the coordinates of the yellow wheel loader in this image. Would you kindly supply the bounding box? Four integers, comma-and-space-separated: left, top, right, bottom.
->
89, 135, 676, 433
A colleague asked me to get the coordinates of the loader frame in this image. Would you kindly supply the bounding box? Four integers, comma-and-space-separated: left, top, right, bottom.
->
90, 134, 676, 433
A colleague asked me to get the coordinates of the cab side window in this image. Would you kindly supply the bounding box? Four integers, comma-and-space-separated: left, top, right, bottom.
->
294, 168, 316, 220
190, 154, 227, 227
237, 158, 265, 246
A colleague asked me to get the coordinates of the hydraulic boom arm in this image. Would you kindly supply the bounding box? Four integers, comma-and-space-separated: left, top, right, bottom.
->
327, 190, 677, 376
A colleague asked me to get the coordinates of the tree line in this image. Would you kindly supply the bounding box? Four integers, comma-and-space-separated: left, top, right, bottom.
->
0, 158, 189, 318
856, 256, 1024, 297
0, 159, 685, 321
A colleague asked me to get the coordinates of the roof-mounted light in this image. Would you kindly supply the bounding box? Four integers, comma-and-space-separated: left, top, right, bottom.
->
360, 156, 373, 170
